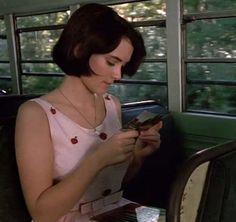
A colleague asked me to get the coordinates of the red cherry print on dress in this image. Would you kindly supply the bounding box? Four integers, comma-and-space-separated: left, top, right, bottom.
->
99, 132, 107, 140
71, 136, 78, 144
50, 107, 56, 114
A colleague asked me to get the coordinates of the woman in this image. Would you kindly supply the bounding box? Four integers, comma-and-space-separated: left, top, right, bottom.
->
15, 3, 162, 222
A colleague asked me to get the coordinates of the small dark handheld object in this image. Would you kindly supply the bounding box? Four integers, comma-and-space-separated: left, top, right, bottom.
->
123, 110, 162, 131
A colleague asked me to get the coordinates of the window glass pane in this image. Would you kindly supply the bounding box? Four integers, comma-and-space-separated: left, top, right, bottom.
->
187, 18, 236, 58
0, 63, 11, 76
17, 11, 69, 28
0, 19, 6, 34
111, 0, 166, 21
22, 76, 63, 94
187, 84, 236, 114
108, 83, 167, 107
124, 62, 166, 81
137, 26, 166, 59
110, 1, 167, 106
184, 0, 236, 13
0, 18, 10, 81
187, 63, 236, 81
20, 29, 62, 60
0, 39, 9, 60
0, 79, 12, 94
22, 63, 62, 74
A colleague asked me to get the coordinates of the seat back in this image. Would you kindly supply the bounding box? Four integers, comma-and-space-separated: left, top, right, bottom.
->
197, 148, 236, 222
122, 101, 185, 208
0, 95, 38, 222
167, 140, 236, 222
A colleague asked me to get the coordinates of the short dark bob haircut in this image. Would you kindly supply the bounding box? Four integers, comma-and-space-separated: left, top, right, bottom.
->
52, 3, 146, 77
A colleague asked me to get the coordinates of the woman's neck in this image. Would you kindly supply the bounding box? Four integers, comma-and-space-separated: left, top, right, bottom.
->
59, 75, 96, 106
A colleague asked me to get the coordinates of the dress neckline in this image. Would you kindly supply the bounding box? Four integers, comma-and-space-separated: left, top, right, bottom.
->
35, 96, 108, 133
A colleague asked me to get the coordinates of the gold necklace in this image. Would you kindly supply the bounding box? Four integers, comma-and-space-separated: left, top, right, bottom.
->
57, 88, 107, 140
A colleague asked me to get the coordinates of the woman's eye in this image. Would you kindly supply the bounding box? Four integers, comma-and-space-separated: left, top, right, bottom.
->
106, 61, 115, 66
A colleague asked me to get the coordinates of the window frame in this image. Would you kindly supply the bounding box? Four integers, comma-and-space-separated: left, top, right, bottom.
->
182, 8, 236, 115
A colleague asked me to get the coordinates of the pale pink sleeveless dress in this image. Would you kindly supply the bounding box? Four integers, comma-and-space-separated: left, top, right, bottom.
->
32, 94, 131, 222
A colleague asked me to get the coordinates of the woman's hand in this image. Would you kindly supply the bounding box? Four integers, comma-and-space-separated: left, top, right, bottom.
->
95, 130, 139, 168
134, 121, 163, 161
122, 121, 163, 183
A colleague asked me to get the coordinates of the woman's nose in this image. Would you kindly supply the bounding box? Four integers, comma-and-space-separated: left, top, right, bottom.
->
112, 66, 122, 80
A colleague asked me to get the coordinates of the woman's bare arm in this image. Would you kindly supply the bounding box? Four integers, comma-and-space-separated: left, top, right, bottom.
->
15, 101, 104, 222
15, 100, 138, 222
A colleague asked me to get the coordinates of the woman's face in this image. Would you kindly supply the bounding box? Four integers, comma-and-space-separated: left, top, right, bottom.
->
81, 37, 134, 94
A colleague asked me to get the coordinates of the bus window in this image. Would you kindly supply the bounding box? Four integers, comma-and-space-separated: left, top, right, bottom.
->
183, 0, 236, 115
15, 10, 70, 94
0, 17, 11, 94
110, 1, 167, 106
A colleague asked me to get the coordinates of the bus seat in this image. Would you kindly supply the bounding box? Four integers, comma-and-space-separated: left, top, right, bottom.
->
167, 139, 236, 222
0, 95, 40, 221
122, 101, 185, 209
0, 95, 37, 221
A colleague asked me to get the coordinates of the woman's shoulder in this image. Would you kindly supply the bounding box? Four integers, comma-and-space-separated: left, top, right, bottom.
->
19, 88, 59, 113
17, 98, 48, 122
19, 98, 42, 111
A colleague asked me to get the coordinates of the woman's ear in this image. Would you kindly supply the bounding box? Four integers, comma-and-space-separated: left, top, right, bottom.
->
73, 44, 81, 58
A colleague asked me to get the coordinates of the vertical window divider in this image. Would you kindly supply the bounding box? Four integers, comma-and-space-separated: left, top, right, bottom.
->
4, 14, 21, 94
166, 0, 183, 112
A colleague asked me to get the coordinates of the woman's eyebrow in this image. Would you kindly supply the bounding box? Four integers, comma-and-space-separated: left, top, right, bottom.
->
108, 55, 128, 63
107, 55, 122, 61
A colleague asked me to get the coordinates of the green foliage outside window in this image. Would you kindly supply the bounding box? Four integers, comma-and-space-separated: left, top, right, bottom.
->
22, 76, 63, 94
111, 0, 166, 21
184, 0, 236, 13
185, 14, 236, 113
0, 79, 12, 94
20, 30, 63, 61
187, 18, 236, 58
0, 39, 9, 61
1, 0, 236, 115
0, 19, 6, 34
18, 12, 68, 94
0, 64, 10, 76
0, 18, 11, 93
187, 85, 236, 114
16, 11, 70, 28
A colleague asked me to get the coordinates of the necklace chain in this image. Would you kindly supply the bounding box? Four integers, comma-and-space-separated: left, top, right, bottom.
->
57, 88, 98, 132
57, 88, 108, 140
